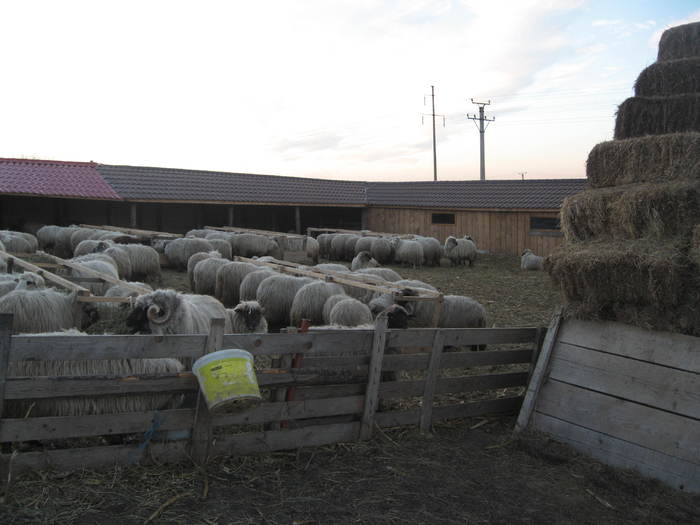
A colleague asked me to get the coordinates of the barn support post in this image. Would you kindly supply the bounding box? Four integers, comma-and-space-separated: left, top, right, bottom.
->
129, 203, 138, 229
0, 314, 13, 419
227, 206, 235, 227
360, 314, 389, 440
190, 317, 225, 464
419, 331, 445, 433
294, 206, 301, 235
361, 208, 369, 230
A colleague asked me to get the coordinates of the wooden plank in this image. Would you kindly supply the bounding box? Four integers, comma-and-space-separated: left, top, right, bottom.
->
79, 224, 182, 238
557, 319, 700, 373
549, 342, 700, 419
0, 440, 190, 478
78, 296, 133, 303
533, 412, 700, 492
0, 314, 12, 418
41, 252, 152, 295
5, 374, 197, 399
386, 327, 538, 348
381, 372, 528, 399
360, 315, 388, 440
190, 318, 225, 464
212, 422, 360, 457
535, 380, 700, 465
10, 334, 208, 360
213, 395, 365, 427
294, 383, 366, 400
419, 331, 444, 432
222, 331, 375, 356
376, 396, 524, 427
0, 250, 89, 293
0, 409, 194, 442
515, 306, 562, 432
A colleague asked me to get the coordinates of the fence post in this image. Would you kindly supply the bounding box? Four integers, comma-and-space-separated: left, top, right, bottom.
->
419, 330, 445, 433
190, 318, 225, 464
0, 314, 13, 419
360, 314, 388, 440
515, 306, 563, 433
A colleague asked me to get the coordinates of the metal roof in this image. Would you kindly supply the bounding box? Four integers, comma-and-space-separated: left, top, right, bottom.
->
0, 158, 121, 200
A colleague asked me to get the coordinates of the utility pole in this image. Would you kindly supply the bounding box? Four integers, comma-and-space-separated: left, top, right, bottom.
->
467, 99, 495, 181
518, 171, 527, 181
422, 85, 445, 181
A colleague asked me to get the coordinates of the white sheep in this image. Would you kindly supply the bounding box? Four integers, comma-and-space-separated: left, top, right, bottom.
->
230, 233, 282, 259
117, 244, 161, 281
0, 231, 33, 253
226, 301, 268, 333
329, 297, 373, 327
356, 267, 402, 282
306, 236, 320, 264
214, 261, 260, 307
521, 249, 544, 270
444, 236, 477, 267
351, 251, 380, 271
193, 257, 230, 296
392, 239, 424, 269
370, 237, 393, 264
126, 289, 232, 337
415, 236, 443, 266
187, 250, 221, 290
208, 239, 233, 260
239, 268, 276, 301
0, 288, 96, 334
316, 233, 332, 259
70, 254, 119, 295
353, 236, 375, 256
290, 280, 346, 327
165, 238, 215, 270
256, 274, 314, 327
322, 294, 350, 324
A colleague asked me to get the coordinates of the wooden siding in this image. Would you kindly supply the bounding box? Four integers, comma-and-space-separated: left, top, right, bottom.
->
366, 207, 563, 256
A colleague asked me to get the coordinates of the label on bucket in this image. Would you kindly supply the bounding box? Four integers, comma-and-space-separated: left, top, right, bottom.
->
196, 356, 261, 410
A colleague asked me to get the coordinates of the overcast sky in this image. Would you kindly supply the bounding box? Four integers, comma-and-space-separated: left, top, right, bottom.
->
1, 1, 698, 181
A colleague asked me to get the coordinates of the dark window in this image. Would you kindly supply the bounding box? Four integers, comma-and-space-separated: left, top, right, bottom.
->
432, 213, 455, 224
530, 217, 560, 230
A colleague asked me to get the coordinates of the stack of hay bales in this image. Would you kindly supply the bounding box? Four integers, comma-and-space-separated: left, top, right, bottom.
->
547, 21, 700, 336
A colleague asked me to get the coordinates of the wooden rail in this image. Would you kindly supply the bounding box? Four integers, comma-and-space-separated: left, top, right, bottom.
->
204, 225, 306, 240
307, 227, 414, 239
0, 249, 90, 293
0, 315, 542, 476
80, 224, 182, 239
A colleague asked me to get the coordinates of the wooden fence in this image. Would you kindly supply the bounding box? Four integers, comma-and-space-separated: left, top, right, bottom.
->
517, 312, 700, 493
0, 314, 541, 476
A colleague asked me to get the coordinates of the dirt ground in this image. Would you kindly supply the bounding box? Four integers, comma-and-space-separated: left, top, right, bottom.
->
6, 252, 698, 523
1, 417, 698, 525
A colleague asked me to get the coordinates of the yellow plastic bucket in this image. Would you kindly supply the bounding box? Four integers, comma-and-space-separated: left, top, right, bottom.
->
192, 349, 261, 413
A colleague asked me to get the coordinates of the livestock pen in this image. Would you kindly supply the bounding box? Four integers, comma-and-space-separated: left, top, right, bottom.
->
0, 313, 540, 476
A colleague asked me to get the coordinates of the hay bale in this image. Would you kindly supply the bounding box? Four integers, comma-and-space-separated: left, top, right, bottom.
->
561, 181, 700, 242
658, 21, 700, 62
614, 94, 700, 139
586, 133, 700, 187
635, 57, 700, 97
545, 238, 689, 308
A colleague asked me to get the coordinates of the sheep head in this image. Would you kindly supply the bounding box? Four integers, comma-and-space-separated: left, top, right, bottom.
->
127, 290, 181, 333
234, 300, 265, 331
381, 304, 410, 329
444, 236, 458, 250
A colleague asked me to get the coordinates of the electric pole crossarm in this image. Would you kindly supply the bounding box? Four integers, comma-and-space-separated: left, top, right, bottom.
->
466, 99, 495, 181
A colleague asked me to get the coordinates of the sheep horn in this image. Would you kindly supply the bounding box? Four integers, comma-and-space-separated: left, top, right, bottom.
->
147, 303, 171, 325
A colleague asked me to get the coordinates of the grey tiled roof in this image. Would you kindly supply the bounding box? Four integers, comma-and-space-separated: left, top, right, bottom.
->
366, 179, 588, 209
97, 164, 368, 205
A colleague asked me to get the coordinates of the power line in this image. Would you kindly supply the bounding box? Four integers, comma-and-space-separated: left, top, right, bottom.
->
467, 98, 495, 181
422, 85, 445, 181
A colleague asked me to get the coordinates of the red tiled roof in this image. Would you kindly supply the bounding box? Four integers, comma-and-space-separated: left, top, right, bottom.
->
0, 158, 122, 200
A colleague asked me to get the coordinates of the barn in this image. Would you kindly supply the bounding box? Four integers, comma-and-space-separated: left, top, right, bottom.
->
0, 157, 585, 255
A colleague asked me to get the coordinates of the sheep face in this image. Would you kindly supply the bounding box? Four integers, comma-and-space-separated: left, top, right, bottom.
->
126, 303, 151, 334
233, 301, 265, 331
383, 304, 410, 329
521, 249, 533, 256
127, 290, 181, 334
444, 236, 458, 251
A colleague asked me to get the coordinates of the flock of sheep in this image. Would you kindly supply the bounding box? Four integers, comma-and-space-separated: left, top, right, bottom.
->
0, 224, 543, 422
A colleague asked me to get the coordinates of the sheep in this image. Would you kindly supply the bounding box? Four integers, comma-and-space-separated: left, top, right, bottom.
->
435, 295, 487, 328
328, 297, 373, 327
207, 239, 232, 260
36, 225, 63, 252
521, 249, 544, 271
70, 255, 119, 295
322, 294, 350, 324
104, 281, 152, 299
317, 233, 332, 259
165, 238, 215, 270
239, 268, 276, 301
0, 288, 97, 333
186, 229, 215, 238
415, 236, 443, 266
290, 281, 346, 327
370, 237, 393, 264
0, 272, 45, 297
187, 250, 221, 290
356, 267, 402, 282
74, 238, 108, 257
1, 231, 39, 253
70, 228, 101, 252
311, 304, 411, 331
368, 279, 437, 325
314, 263, 350, 273
351, 251, 380, 271
226, 301, 268, 333
214, 261, 260, 307
193, 257, 230, 296
101, 245, 133, 280
306, 236, 319, 264
230, 233, 282, 259
392, 239, 424, 269
330, 234, 352, 260
117, 244, 161, 281
444, 236, 477, 267
126, 289, 231, 337
256, 274, 314, 327
353, 236, 375, 256
0, 231, 32, 253
343, 235, 361, 260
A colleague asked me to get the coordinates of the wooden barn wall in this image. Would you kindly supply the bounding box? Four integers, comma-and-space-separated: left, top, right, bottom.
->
366, 207, 563, 256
